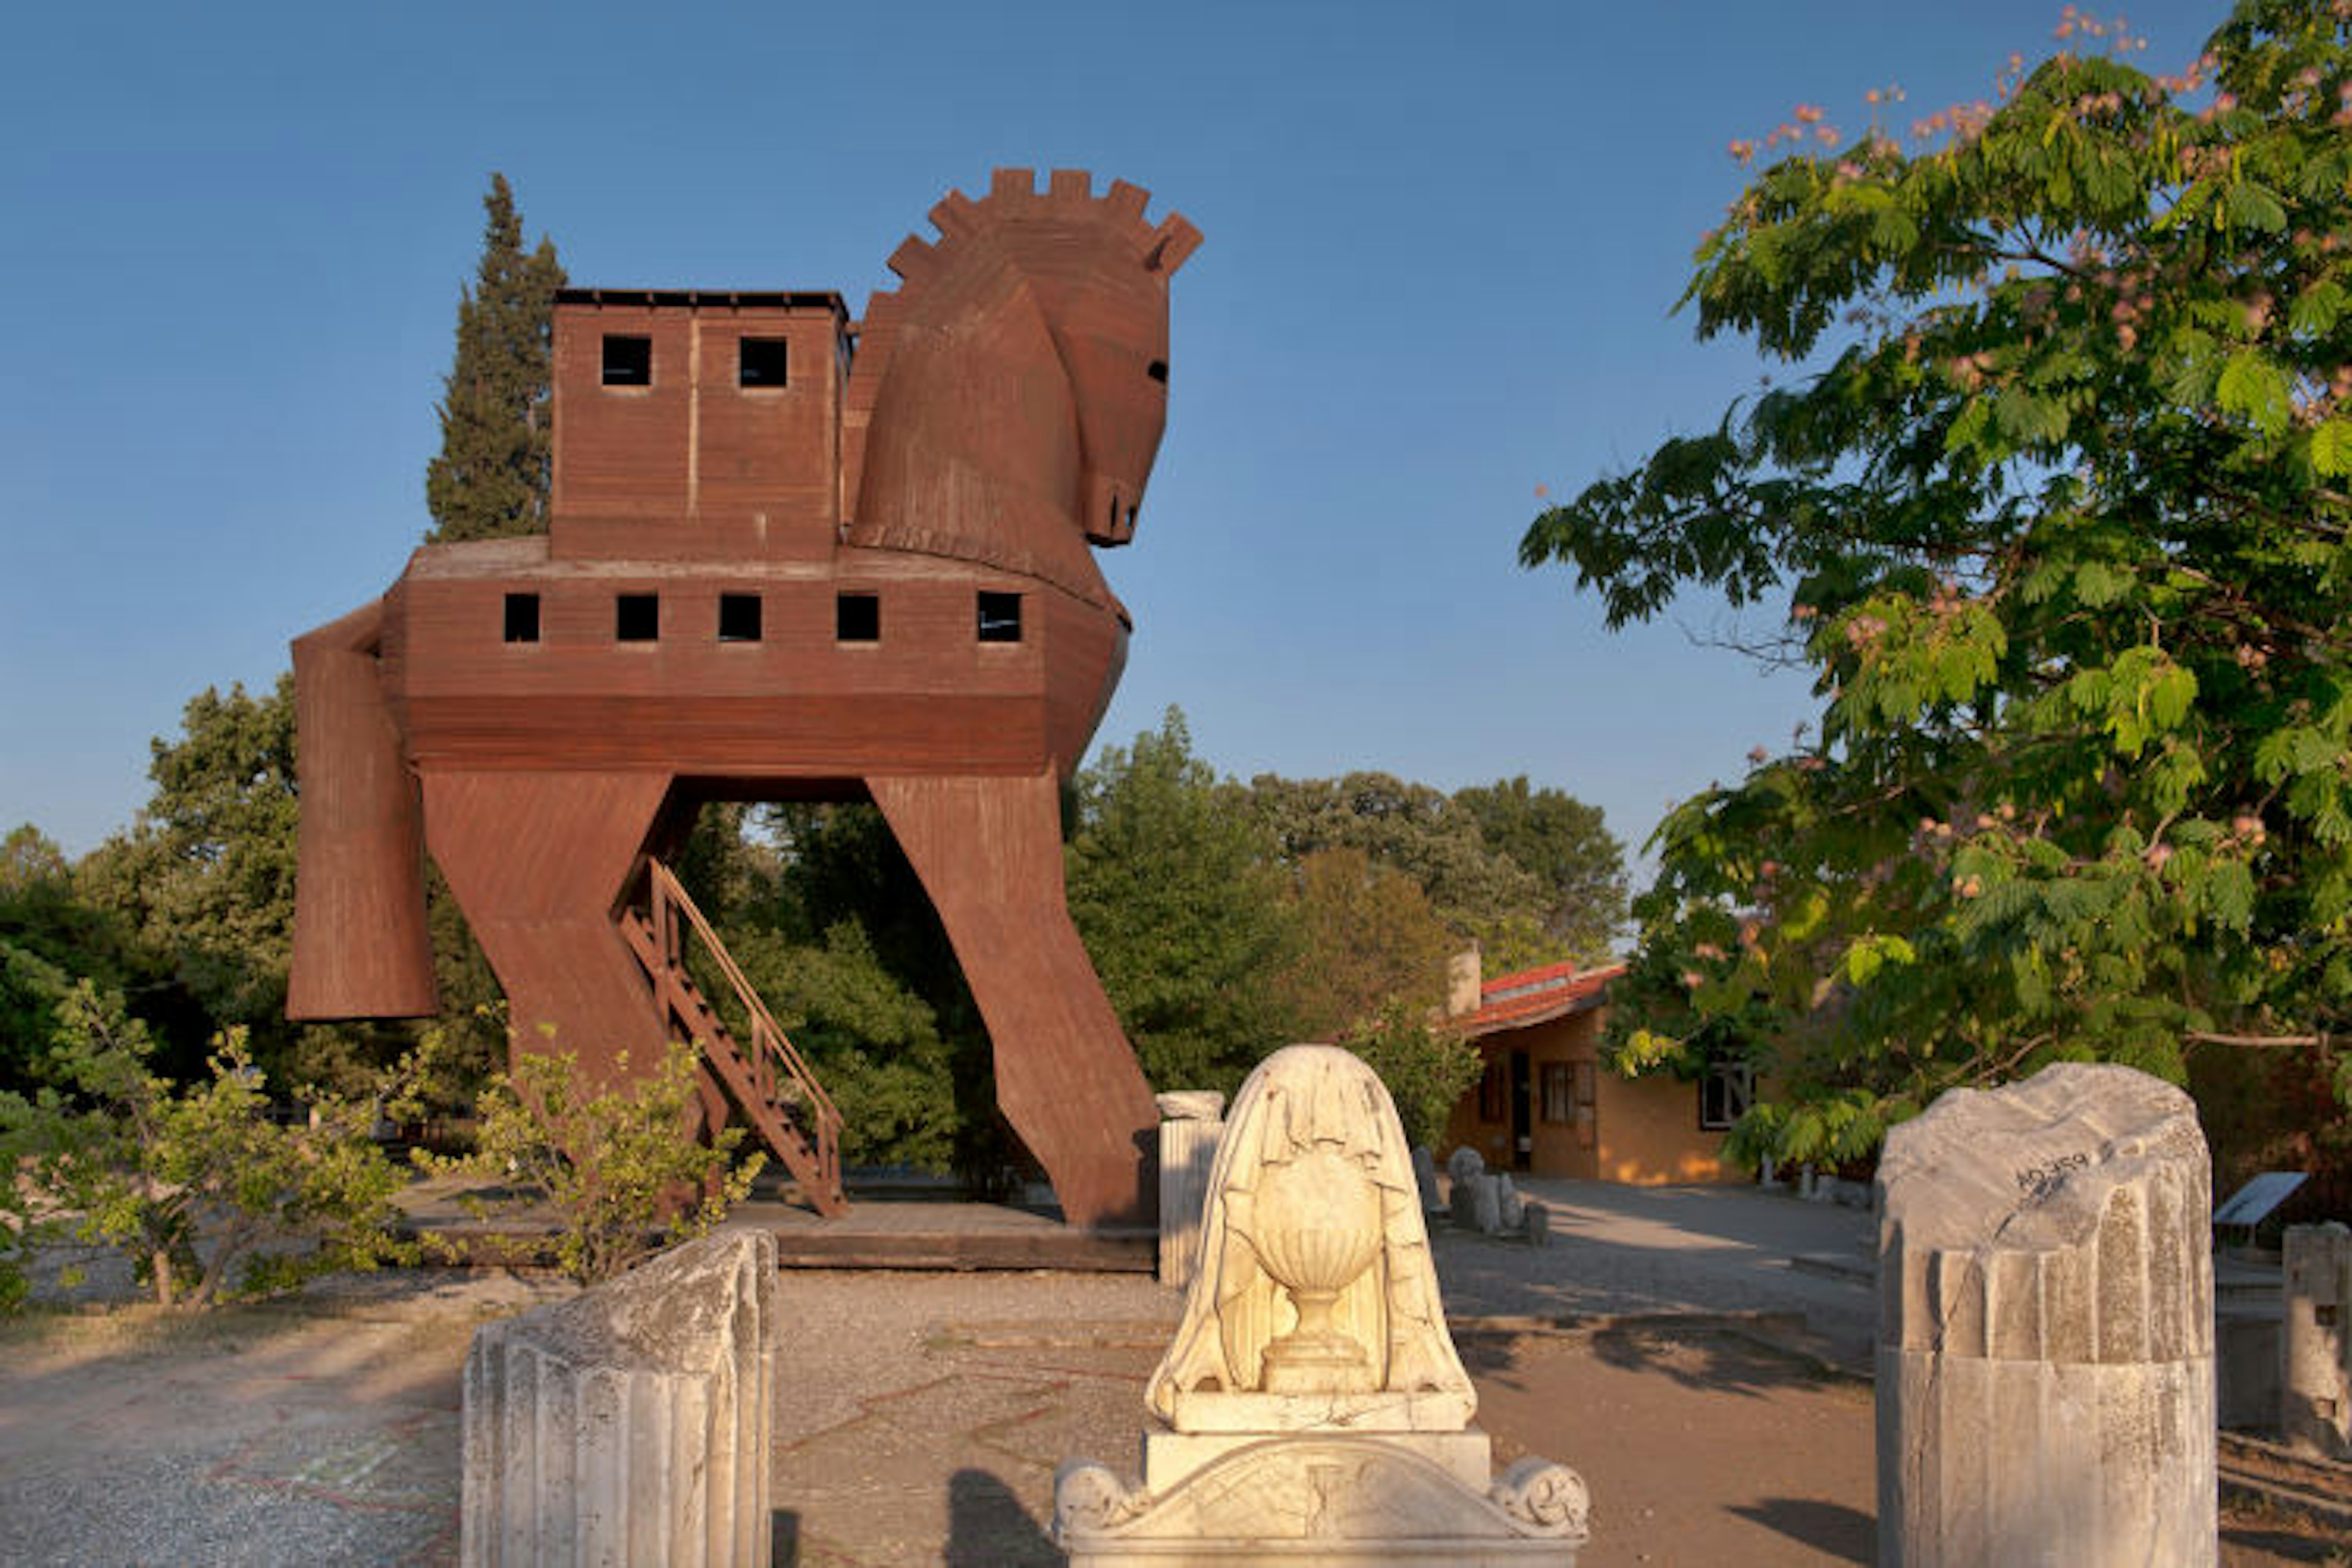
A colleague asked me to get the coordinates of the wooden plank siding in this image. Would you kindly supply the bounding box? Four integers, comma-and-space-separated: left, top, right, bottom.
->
290, 175, 1198, 1227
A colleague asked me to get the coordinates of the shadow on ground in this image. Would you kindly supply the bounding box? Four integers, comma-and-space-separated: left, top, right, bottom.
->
945, 1467, 1060, 1566
1727, 1497, 1874, 1562
2222, 1518, 2352, 1563
1457, 1324, 1845, 1401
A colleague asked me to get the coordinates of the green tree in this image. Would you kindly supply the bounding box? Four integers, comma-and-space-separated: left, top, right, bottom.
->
1247, 772, 1543, 924
74, 679, 502, 1096
1, 826, 138, 1091
1452, 777, 1630, 962
1, 987, 413, 1310
0, 824, 68, 892
728, 919, 963, 1172
1245, 771, 1608, 970
1521, 0, 2352, 1165
1340, 999, 1485, 1150
75, 679, 303, 1074
1275, 846, 1454, 1042
423, 173, 565, 544
717, 802, 993, 1174
1068, 710, 1306, 1093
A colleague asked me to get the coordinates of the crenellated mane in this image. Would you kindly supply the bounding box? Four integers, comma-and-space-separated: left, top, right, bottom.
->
843, 168, 1199, 611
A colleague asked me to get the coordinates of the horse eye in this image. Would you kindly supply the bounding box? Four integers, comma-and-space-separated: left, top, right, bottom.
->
1147, 360, 1168, 384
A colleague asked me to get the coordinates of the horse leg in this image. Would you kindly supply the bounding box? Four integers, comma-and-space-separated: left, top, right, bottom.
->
869, 772, 1158, 1229
286, 601, 437, 1020
418, 770, 674, 1090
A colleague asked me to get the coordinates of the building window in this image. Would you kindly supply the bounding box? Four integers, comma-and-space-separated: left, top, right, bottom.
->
1477, 1060, 1507, 1123
616, 593, 659, 642
1699, 1061, 1754, 1131
601, 334, 652, 386
738, 336, 788, 388
718, 593, 763, 643
503, 593, 540, 644
976, 591, 1022, 643
836, 592, 880, 643
1541, 1062, 1574, 1124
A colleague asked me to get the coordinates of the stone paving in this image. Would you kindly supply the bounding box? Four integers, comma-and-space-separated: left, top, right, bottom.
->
3, 1180, 2334, 1564
0, 1180, 1886, 1566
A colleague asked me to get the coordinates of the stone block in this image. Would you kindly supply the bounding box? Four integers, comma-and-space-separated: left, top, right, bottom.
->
1454, 1172, 1502, 1235
1155, 1091, 1225, 1289
2284, 1221, 2352, 1458
1447, 1145, 1485, 1187
1497, 1174, 1525, 1231
1875, 1062, 2214, 1567
1524, 1201, 1551, 1248
1059, 1439, 1587, 1566
1142, 1428, 1497, 1493
1414, 1144, 1445, 1216
2218, 1303, 2282, 1430
461, 1229, 775, 1567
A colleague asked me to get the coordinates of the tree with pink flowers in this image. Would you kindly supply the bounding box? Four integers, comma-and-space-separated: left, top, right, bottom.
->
1524, 0, 2352, 1172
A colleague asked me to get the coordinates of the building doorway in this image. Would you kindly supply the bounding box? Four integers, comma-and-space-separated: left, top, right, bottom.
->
1510, 1049, 1532, 1172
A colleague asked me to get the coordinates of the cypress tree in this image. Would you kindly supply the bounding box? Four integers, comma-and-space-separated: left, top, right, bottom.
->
423, 173, 565, 543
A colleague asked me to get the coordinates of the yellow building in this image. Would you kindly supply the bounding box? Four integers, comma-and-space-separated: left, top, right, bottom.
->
1438, 953, 1749, 1184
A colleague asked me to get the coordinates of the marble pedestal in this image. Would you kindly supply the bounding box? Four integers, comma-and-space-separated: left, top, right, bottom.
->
1057, 1045, 1586, 1565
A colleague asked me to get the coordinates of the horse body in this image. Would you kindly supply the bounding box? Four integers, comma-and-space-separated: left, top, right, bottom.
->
287, 171, 1199, 1228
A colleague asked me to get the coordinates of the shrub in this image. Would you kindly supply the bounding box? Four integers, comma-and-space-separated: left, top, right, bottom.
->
416, 1037, 763, 1283
1341, 1000, 1484, 1150
1, 981, 413, 1309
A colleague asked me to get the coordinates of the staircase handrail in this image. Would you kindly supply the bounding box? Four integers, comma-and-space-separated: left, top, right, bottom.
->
643, 858, 843, 1155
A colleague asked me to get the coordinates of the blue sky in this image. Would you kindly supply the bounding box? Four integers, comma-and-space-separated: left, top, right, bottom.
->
1, 0, 2226, 865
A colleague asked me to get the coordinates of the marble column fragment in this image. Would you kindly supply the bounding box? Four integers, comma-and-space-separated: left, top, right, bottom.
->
1156, 1090, 1225, 1288
1876, 1063, 2215, 1568
461, 1229, 777, 1567
2284, 1221, 2352, 1458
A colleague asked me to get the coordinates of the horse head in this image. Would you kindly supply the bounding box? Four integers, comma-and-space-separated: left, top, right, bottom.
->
847, 169, 1201, 609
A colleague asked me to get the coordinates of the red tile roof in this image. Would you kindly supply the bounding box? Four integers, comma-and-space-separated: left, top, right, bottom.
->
1447, 960, 1623, 1037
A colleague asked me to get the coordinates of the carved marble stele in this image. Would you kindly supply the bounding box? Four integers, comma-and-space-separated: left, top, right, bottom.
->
1056, 1044, 1588, 1564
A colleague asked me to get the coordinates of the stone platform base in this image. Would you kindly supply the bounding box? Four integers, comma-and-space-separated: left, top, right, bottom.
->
1056, 1434, 1585, 1566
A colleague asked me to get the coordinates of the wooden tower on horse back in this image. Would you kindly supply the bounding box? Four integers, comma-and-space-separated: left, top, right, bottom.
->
287, 170, 1203, 1229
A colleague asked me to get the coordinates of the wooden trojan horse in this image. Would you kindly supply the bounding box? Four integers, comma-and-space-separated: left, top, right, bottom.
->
287, 170, 1201, 1229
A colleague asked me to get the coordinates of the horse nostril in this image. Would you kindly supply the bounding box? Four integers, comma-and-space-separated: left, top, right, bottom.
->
1147, 360, 1167, 384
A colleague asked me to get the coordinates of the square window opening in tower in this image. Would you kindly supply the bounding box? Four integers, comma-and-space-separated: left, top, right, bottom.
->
976, 591, 1023, 643
601, 334, 652, 386
738, 337, 789, 388
835, 592, 880, 643
616, 593, 660, 642
718, 593, 763, 642
503, 593, 541, 644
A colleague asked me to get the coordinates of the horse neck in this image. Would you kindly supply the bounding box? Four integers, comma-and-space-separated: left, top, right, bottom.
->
845, 244, 1112, 611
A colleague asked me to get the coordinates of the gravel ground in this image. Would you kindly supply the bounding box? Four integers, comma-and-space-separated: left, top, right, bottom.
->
1, 1183, 2335, 1565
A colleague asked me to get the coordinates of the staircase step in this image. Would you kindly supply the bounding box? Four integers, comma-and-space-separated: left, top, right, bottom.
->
622, 859, 847, 1218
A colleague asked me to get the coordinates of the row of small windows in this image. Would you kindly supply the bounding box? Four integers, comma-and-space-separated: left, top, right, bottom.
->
502, 590, 1023, 645
599, 334, 788, 389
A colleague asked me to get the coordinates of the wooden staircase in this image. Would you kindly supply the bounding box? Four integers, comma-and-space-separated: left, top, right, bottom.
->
618, 858, 847, 1217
